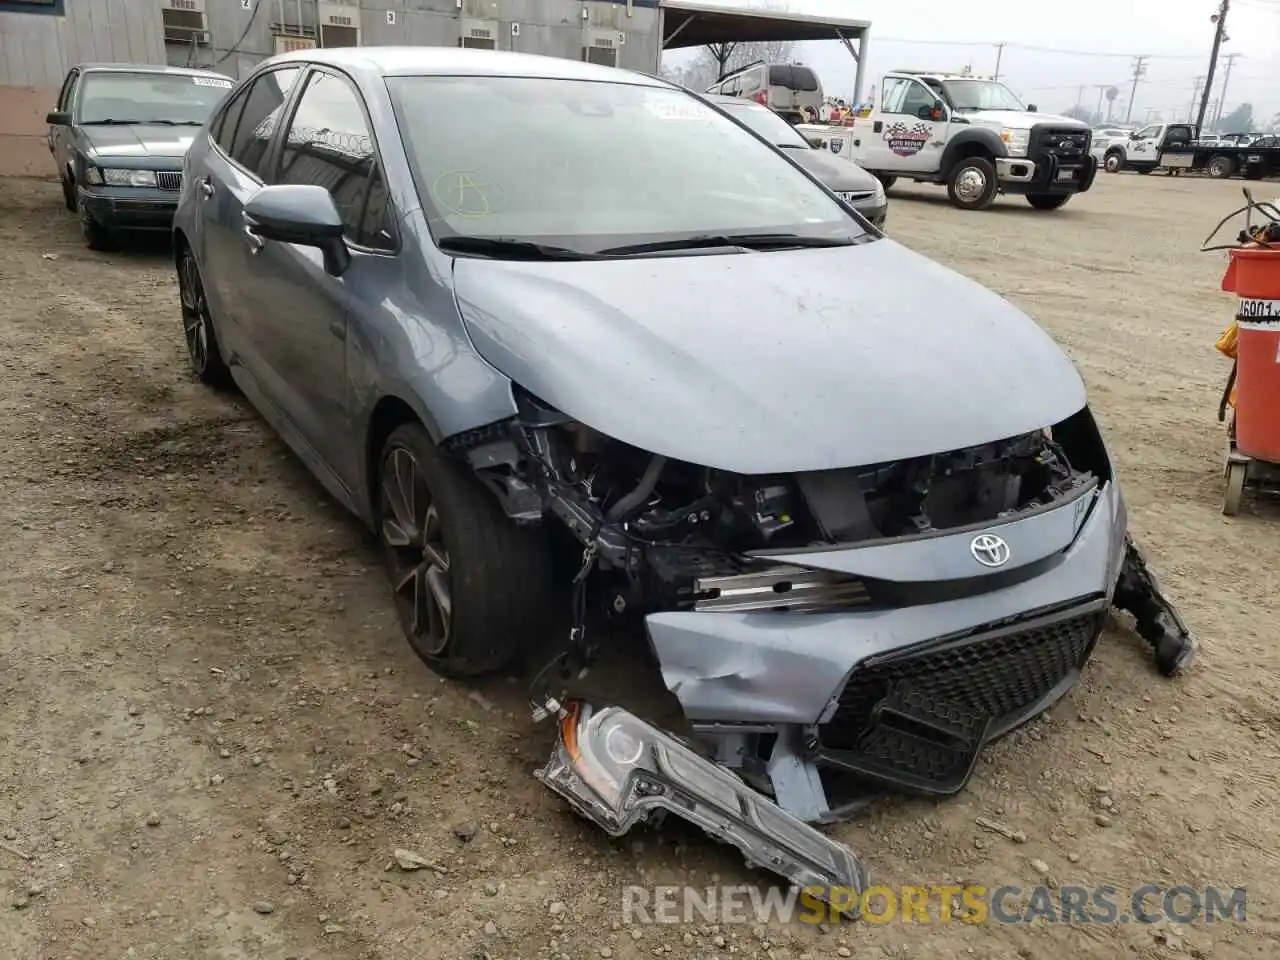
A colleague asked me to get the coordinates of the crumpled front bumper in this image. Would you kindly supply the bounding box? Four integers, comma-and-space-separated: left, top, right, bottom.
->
644, 480, 1128, 823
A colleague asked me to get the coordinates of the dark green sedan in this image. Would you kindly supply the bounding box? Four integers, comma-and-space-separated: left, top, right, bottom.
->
47, 63, 233, 250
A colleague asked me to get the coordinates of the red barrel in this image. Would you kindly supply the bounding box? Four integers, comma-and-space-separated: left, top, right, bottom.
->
1223, 246, 1280, 463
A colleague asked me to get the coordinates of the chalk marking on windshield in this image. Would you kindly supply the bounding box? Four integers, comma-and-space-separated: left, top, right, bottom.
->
431, 169, 495, 218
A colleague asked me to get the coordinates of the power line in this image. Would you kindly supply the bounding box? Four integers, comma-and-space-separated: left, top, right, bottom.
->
873, 37, 1204, 60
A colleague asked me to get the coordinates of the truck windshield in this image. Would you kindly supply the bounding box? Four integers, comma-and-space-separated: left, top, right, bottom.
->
77, 72, 233, 125
940, 80, 1025, 113
388, 76, 866, 254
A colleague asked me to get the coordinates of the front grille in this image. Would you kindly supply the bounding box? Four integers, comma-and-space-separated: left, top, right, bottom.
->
816, 608, 1103, 795
1033, 127, 1090, 162
836, 190, 874, 203
156, 171, 183, 192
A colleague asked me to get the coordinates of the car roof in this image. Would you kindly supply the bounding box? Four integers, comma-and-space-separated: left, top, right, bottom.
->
264, 46, 667, 86
73, 62, 233, 81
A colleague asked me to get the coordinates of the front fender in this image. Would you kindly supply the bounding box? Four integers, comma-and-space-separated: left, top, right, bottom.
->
941, 127, 1009, 173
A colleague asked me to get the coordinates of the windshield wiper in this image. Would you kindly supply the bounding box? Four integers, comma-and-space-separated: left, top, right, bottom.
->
437, 236, 599, 261
597, 233, 861, 256
776, 143, 809, 150
80, 118, 201, 126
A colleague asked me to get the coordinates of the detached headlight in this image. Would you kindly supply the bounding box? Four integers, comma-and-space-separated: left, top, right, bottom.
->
91, 168, 158, 187
1001, 128, 1031, 157
535, 701, 870, 915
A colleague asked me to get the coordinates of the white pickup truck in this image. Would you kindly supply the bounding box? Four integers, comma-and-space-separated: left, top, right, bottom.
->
796, 71, 1097, 211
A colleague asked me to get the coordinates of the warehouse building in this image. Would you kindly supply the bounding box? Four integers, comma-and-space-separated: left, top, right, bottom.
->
0, 0, 868, 175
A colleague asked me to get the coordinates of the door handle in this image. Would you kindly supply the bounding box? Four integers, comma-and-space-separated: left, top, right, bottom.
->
243, 224, 264, 254
198, 176, 214, 198
873, 120, 883, 133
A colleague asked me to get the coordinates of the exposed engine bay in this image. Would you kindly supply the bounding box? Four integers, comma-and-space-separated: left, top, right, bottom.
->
454, 386, 1099, 621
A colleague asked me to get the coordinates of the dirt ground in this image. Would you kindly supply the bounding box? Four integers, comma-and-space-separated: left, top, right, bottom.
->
2, 172, 1279, 960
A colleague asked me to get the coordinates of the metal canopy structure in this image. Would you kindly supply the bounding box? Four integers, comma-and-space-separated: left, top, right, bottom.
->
658, 0, 871, 102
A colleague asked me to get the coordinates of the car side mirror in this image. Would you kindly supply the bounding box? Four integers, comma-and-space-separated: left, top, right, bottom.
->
1026, 104, 1038, 113
243, 184, 350, 277
805, 136, 823, 148
46, 111, 70, 125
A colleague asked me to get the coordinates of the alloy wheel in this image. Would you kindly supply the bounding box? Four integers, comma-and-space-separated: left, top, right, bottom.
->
381, 446, 453, 656
179, 254, 210, 374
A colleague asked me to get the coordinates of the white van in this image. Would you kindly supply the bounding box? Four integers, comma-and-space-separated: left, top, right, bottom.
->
705, 61, 823, 124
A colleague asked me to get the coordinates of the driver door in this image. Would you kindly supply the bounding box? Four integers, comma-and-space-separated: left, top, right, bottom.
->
863, 76, 948, 175
1129, 124, 1161, 161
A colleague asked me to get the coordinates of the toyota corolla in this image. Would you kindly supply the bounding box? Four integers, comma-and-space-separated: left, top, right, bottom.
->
172, 47, 1193, 827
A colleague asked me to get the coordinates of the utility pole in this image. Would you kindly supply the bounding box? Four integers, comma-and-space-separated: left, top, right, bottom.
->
1196, 0, 1229, 134
1188, 75, 1204, 122
1075, 85, 1085, 111
1125, 56, 1148, 123
1214, 52, 1242, 130
993, 42, 1006, 81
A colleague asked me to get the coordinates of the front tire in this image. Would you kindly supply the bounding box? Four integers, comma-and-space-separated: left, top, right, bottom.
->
1026, 194, 1071, 211
377, 423, 551, 678
78, 197, 115, 251
1103, 151, 1124, 173
177, 248, 232, 388
946, 156, 998, 211
60, 175, 76, 212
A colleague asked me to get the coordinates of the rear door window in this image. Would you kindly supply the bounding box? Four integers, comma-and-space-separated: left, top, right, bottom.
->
768, 65, 794, 88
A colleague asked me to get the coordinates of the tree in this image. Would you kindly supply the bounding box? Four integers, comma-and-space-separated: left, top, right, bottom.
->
702, 41, 797, 83
1219, 103, 1253, 134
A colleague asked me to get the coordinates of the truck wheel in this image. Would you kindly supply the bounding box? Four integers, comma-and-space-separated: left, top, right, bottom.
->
875, 174, 897, 190
946, 157, 998, 211
1026, 194, 1071, 211
1103, 151, 1124, 173
1206, 155, 1236, 179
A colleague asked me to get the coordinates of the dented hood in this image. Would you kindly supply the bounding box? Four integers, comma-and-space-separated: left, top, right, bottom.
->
453, 239, 1085, 474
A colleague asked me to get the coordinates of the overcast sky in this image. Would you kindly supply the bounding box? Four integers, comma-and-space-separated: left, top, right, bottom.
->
665, 0, 1279, 126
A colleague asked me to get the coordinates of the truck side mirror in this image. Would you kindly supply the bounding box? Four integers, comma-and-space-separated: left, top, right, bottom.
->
1027, 103, 1038, 112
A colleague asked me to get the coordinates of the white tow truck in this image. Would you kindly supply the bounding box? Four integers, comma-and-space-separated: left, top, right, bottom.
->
796, 71, 1097, 211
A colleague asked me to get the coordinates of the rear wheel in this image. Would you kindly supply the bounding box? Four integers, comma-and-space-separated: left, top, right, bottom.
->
1026, 193, 1071, 211
875, 173, 897, 190
946, 156, 998, 211
377, 422, 551, 678
1206, 154, 1236, 179
177, 247, 232, 387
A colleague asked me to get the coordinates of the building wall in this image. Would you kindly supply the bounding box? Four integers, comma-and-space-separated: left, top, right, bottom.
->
0, 0, 662, 175
0, 0, 165, 174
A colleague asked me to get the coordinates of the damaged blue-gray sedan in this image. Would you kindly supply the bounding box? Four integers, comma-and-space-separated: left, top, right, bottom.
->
172, 47, 1194, 854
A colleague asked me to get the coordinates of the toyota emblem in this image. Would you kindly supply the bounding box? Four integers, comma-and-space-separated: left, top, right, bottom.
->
970, 533, 1011, 568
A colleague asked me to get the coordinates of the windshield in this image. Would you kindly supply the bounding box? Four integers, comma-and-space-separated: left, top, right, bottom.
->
721, 102, 811, 148
387, 76, 864, 253
940, 80, 1025, 113
78, 72, 233, 125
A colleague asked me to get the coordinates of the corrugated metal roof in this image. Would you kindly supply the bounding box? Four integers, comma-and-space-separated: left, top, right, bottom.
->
660, 0, 869, 47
